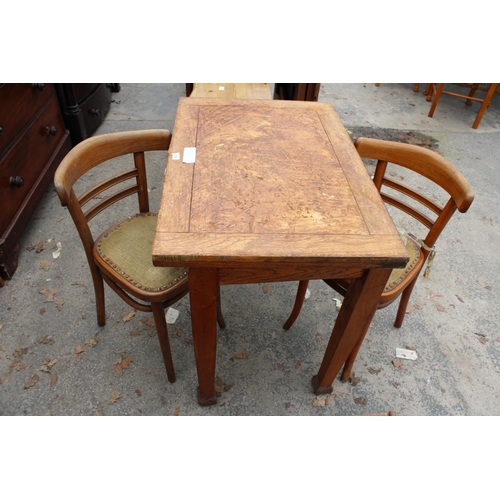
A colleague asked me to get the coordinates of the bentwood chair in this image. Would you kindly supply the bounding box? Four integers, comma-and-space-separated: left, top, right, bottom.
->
283, 138, 474, 381
55, 130, 224, 383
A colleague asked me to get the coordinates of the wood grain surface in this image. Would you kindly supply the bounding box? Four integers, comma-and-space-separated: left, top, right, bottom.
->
153, 98, 408, 270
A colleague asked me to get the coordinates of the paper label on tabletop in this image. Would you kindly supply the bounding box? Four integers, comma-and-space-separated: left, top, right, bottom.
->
171, 152, 180, 160
183, 147, 196, 163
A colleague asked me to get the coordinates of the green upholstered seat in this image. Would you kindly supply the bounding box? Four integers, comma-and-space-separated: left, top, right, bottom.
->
384, 234, 422, 292
95, 213, 187, 292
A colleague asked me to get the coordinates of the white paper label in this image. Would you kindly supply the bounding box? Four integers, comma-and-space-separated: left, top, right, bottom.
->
219, 86, 225, 90
396, 348, 418, 360
166, 308, 179, 324
172, 152, 180, 160
183, 147, 196, 163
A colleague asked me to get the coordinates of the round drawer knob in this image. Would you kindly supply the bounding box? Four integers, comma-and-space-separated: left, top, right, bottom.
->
45, 126, 57, 136
9, 176, 24, 188
90, 109, 100, 117
32, 83, 45, 91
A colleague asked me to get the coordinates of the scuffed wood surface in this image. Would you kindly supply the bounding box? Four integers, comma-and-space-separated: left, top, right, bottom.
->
153, 98, 408, 269
190, 83, 272, 100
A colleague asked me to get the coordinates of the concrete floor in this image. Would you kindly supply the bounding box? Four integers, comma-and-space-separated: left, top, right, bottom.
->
1, 83, 499, 416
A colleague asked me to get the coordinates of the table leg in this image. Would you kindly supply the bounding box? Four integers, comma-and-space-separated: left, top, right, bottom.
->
189, 267, 219, 406
312, 268, 392, 394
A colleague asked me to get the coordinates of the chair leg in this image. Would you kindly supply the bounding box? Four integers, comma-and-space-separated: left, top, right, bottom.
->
424, 83, 434, 101
466, 83, 479, 106
393, 276, 419, 328
472, 83, 498, 129
217, 285, 226, 329
151, 301, 176, 383
90, 266, 106, 326
428, 83, 445, 117
283, 280, 309, 330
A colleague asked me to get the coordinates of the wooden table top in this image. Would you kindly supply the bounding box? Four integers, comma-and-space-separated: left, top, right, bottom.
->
153, 97, 408, 270
189, 83, 272, 100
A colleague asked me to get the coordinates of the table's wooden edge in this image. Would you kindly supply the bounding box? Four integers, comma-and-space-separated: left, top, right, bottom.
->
189, 83, 272, 100
153, 233, 409, 269
179, 96, 334, 110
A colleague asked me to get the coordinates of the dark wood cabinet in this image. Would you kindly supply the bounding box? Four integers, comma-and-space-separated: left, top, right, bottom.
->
55, 83, 120, 145
0, 83, 72, 282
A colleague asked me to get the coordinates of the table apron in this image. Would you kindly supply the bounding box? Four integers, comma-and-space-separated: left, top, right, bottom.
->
217, 266, 365, 285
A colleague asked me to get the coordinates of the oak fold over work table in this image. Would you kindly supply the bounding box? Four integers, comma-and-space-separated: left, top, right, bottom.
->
152, 97, 409, 406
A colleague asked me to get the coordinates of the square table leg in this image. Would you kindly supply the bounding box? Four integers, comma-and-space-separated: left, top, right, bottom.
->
312, 268, 393, 394
188, 267, 219, 406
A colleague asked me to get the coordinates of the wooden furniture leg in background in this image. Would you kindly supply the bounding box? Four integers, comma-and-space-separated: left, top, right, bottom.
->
312, 268, 392, 394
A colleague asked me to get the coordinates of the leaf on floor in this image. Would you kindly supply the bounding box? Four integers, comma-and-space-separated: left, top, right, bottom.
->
173, 407, 181, 416
392, 359, 403, 369
109, 390, 121, 404
312, 394, 337, 407
40, 359, 58, 373
36, 240, 44, 253
13, 347, 28, 362
54, 298, 65, 311
367, 367, 382, 374
315, 332, 322, 344
93, 405, 104, 416
312, 396, 327, 407
122, 311, 136, 323
214, 376, 233, 396
349, 374, 361, 386
10, 362, 26, 372
40, 260, 50, 272
120, 356, 134, 369
24, 375, 39, 390
85, 338, 99, 348
295, 361, 302, 369
262, 283, 269, 293
354, 397, 367, 405
74, 345, 85, 355
38, 335, 55, 345
232, 351, 249, 360
43, 289, 58, 303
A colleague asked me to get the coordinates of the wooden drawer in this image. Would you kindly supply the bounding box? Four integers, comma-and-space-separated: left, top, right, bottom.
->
0, 94, 66, 235
80, 83, 113, 138
0, 83, 55, 153
71, 83, 100, 103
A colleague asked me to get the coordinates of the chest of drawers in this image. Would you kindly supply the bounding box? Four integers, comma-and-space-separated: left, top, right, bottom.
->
0, 83, 72, 282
